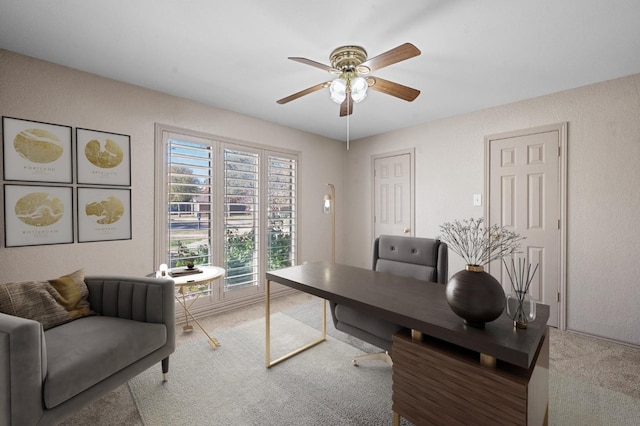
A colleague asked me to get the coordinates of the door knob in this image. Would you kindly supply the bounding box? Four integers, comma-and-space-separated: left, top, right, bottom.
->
403, 228, 410, 234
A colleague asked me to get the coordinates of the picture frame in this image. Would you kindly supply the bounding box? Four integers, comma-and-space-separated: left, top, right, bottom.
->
77, 187, 132, 242
76, 128, 131, 186
3, 184, 74, 247
2, 116, 73, 183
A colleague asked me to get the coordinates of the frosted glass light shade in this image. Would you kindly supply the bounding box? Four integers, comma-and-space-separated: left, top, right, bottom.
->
350, 76, 368, 103
329, 78, 347, 103
323, 194, 332, 214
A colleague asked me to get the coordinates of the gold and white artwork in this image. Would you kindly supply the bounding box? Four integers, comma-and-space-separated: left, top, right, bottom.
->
77, 187, 131, 242
2, 117, 72, 183
76, 128, 130, 186
84, 138, 124, 169
4, 184, 73, 247
14, 128, 64, 163
14, 191, 64, 226
85, 195, 124, 224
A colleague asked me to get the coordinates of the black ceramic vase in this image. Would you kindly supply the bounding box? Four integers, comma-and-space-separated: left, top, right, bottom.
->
445, 265, 506, 328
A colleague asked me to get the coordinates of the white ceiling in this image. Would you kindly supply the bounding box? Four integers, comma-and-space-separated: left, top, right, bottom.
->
2, 0, 640, 141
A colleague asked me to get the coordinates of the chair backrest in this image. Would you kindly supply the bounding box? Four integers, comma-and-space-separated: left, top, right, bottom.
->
373, 235, 448, 284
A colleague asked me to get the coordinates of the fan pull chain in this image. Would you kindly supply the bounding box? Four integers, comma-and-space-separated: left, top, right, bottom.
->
346, 95, 350, 151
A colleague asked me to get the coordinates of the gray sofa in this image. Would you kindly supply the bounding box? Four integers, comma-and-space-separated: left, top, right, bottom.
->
0, 275, 175, 426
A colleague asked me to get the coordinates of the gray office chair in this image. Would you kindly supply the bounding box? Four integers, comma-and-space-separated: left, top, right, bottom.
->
329, 235, 448, 365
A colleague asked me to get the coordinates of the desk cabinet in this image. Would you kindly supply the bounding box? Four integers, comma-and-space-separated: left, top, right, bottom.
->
392, 329, 549, 426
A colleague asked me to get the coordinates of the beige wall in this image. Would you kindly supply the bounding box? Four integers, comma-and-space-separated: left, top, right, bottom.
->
344, 73, 640, 346
0, 50, 345, 282
2, 49, 639, 346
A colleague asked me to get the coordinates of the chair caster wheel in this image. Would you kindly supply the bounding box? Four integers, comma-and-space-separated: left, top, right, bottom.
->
352, 359, 358, 366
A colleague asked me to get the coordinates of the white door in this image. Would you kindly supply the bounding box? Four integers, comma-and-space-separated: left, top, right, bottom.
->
486, 124, 567, 328
373, 150, 413, 239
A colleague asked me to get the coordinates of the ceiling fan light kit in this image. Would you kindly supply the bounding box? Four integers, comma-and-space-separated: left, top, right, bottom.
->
329, 78, 347, 103
277, 42, 421, 117
329, 74, 368, 104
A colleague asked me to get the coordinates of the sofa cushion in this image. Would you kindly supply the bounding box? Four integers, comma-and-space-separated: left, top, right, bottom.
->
0, 269, 93, 330
43, 315, 167, 408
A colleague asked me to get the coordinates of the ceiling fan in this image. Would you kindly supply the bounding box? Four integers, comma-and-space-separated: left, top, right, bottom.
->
277, 43, 421, 117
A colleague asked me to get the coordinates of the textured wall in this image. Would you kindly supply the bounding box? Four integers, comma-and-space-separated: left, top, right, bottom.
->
2, 49, 639, 346
345, 73, 640, 346
0, 50, 345, 282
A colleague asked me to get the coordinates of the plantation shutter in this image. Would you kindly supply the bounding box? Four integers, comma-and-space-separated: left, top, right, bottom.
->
223, 147, 260, 291
157, 125, 300, 314
167, 137, 213, 269
267, 153, 297, 271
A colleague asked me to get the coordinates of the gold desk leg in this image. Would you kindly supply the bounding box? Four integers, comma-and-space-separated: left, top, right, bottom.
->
265, 279, 271, 367
480, 353, 497, 368
543, 405, 549, 426
265, 279, 326, 368
411, 329, 423, 341
392, 411, 400, 426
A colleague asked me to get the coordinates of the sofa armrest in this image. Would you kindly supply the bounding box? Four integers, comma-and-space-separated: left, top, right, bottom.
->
0, 313, 46, 426
85, 276, 175, 350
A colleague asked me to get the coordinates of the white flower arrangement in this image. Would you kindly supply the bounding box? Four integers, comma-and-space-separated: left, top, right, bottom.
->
438, 217, 525, 266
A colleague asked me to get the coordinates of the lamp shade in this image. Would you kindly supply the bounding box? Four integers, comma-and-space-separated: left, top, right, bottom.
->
329, 78, 347, 104
323, 194, 332, 214
350, 76, 368, 103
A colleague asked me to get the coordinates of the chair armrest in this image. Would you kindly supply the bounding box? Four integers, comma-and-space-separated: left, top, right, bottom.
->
437, 241, 448, 284
0, 313, 46, 426
85, 276, 175, 350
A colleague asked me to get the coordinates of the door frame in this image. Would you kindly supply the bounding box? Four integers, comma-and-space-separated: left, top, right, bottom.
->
484, 123, 568, 330
371, 148, 415, 240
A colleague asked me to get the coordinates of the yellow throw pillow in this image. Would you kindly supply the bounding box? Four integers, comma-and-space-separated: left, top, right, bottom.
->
0, 269, 94, 330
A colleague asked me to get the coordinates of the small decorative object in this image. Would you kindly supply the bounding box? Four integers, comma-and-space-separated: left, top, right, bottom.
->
186, 261, 195, 270
439, 218, 525, 328
158, 264, 169, 278
504, 258, 538, 329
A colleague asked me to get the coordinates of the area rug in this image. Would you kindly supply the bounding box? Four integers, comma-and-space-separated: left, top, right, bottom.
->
129, 305, 640, 425
128, 313, 401, 425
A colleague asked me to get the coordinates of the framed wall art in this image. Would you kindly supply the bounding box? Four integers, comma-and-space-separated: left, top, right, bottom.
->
76, 128, 131, 186
2, 116, 73, 183
3, 184, 74, 247
77, 187, 131, 242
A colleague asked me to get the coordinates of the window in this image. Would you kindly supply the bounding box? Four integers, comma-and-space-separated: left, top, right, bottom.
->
155, 125, 298, 314
223, 148, 259, 291
167, 139, 213, 269
267, 154, 297, 271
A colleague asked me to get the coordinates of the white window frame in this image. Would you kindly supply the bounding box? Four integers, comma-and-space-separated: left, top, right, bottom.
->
154, 124, 299, 318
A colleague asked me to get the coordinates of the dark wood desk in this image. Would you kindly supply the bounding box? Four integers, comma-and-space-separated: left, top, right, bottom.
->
266, 261, 550, 425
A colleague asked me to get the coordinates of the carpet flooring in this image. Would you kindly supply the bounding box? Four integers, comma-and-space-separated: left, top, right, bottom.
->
59, 293, 640, 425
129, 312, 402, 425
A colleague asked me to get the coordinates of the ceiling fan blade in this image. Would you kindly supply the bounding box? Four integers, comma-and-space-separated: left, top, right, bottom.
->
359, 43, 421, 72
277, 82, 329, 104
368, 77, 420, 102
288, 57, 338, 73
339, 97, 353, 117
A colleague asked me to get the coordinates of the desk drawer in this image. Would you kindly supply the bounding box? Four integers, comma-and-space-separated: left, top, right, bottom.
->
392, 330, 548, 425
